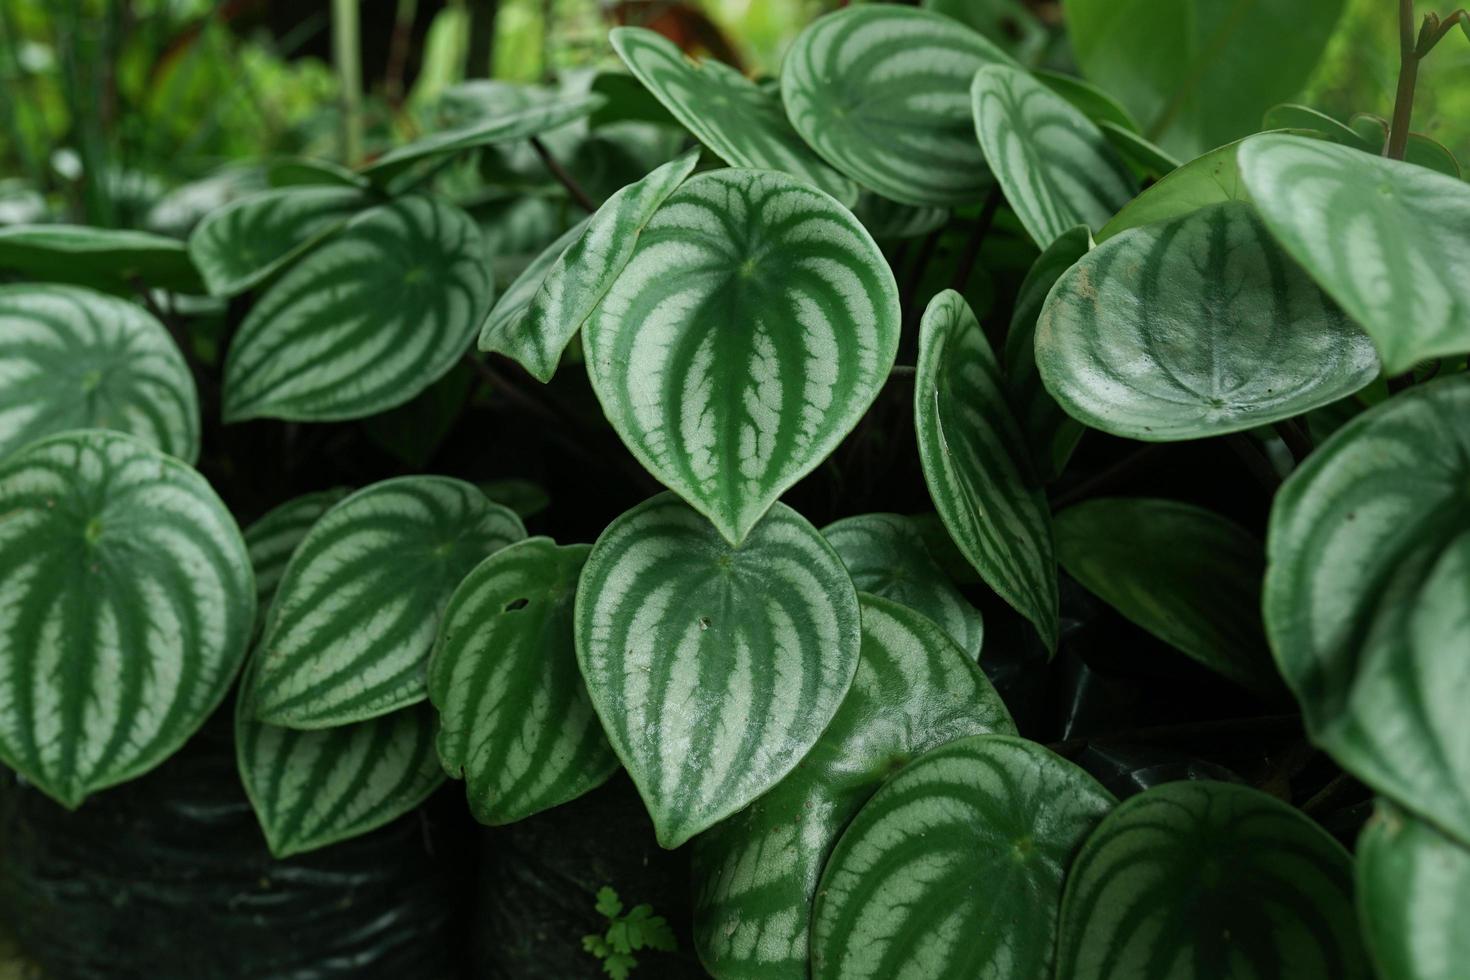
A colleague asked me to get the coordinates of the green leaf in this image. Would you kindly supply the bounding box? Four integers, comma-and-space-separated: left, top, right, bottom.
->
1035, 69, 1141, 133
1238, 134, 1470, 374
1262, 104, 1364, 147
248, 477, 525, 729
0, 284, 200, 464
1054, 498, 1281, 698
482, 149, 699, 382
1036, 200, 1379, 440
242, 488, 350, 627
360, 361, 474, 468
266, 157, 369, 189
1098, 120, 1182, 180
1346, 114, 1463, 180
915, 289, 1058, 651
428, 537, 617, 825
609, 27, 856, 205
582, 168, 899, 545
596, 886, 624, 920
478, 218, 588, 353
235, 654, 443, 858
1004, 225, 1091, 480
1056, 780, 1366, 979
1263, 377, 1470, 846
781, 6, 1015, 207
822, 515, 984, 657
0, 224, 204, 294
223, 195, 493, 422
851, 192, 949, 241
1357, 800, 1470, 980
1064, 0, 1345, 159
187, 186, 365, 297
0, 430, 253, 808
922, 0, 1047, 60
971, 63, 1137, 249
692, 594, 1013, 980
479, 478, 550, 520
1098, 134, 1264, 241
574, 493, 861, 849
811, 734, 1114, 980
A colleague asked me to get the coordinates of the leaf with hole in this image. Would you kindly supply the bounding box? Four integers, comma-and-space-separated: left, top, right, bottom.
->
0, 224, 204, 293
574, 493, 860, 849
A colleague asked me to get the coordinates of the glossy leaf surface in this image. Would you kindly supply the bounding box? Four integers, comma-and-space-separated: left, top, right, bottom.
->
242, 488, 350, 627
0, 224, 203, 293
187, 185, 364, 296
477, 218, 587, 355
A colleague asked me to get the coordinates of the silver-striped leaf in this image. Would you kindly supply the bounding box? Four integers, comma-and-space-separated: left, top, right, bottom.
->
822, 514, 984, 657
609, 27, 857, 205
247, 476, 526, 729
781, 5, 1015, 207
0, 284, 200, 463
1263, 377, 1470, 846
477, 218, 588, 353
0, 224, 203, 293
1035, 200, 1380, 441
914, 289, 1058, 651
235, 654, 443, 858
1357, 800, 1470, 980
970, 63, 1137, 249
574, 493, 861, 849
428, 537, 617, 825
1055, 498, 1281, 699
482, 149, 699, 382
187, 185, 365, 297
1238, 134, 1470, 374
242, 488, 351, 627
223, 195, 493, 423
811, 734, 1115, 980
692, 594, 1014, 980
1055, 780, 1367, 979
582, 168, 900, 545
0, 430, 253, 807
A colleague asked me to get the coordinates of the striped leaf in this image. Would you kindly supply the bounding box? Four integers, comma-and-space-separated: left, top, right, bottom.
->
1238, 134, 1470, 374
1004, 225, 1091, 480
914, 289, 1058, 651
235, 654, 443, 858
187, 185, 365, 297
428, 537, 617, 825
693, 594, 1013, 980
1263, 377, 1470, 846
609, 27, 857, 205
1054, 498, 1281, 698
574, 493, 861, 849
478, 218, 587, 351
482, 149, 699, 383
0, 284, 200, 464
1097, 134, 1263, 241
248, 477, 526, 729
1036, 200, 1380, 441
781, 6, 1015, 207
223, 196, 492, 423
811, 734, 1115, 980
1357, 800, 1470, 980
822, 514, 984, 657
971, 64, 1137, 249
1055, 780, 1367, 980
0, 224, 203, 293
582, 168, 900, 545
0, 430, 253, 808
242, 488, 350, 627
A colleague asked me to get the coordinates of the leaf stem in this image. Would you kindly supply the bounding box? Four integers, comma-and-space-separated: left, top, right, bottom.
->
1272, 418, 1313, 466
332, 0, 364, 165
530, 136, 599, 212
947, 188, 1004, 292
1387, 0, 1420, 160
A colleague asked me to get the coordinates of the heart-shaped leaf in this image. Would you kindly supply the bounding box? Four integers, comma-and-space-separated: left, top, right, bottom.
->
781, 6, 1014, 207
482, 149, 699, 382
915, 289, 1058, 651
971, 63, 1136, 249
0, 224, 203, 293
574, 493, 861, 849
242, 488, 350, 627
187, 185, 365, 297
1036, 200, 1380, 441
693, 594, 1013, 980
248, 477, 525, 729
1098, 134, 1267, 241
478, 218, 588, 350
428, 537, 618, 825
582, 168, 900, 545
0, 284, 200, 463
0, 430, 253, 807
1055, 780, 1367, 979
811, 734, 1114, 980
223, 195, 493, 422
610, 27, 856, 205
822, 514, 984, 657
1055, 498, 1281, 698
1357, 800, 1470, 980
1239, 134, 1470, 374
235, 654, 443, 858
1263, 377, 1470, 846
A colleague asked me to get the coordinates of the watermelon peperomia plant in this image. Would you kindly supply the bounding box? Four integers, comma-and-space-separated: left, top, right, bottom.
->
1, 0, 1468, 977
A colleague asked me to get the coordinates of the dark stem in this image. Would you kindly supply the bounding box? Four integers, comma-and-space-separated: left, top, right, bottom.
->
1386, 0, 1420, 160
1050, 444, 1163, 510
900, 227, 943, 327
1272, 418, 1313, 466
947, 188, 1004, 292
1224, 432, 1282, 493
530, 136, 598, 212
1046, 714, 1302, 758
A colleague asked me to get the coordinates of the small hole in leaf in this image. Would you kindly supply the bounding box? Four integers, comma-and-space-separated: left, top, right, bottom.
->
698, 616, 711, 631
503, 597, 529, 612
